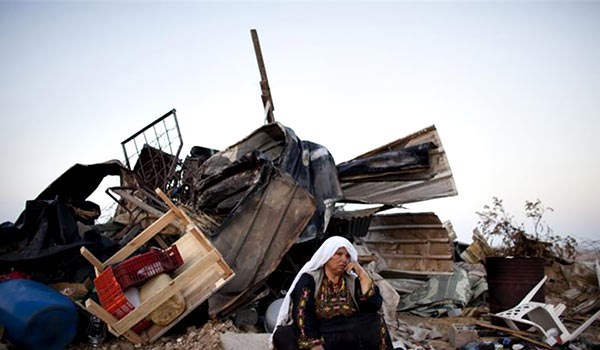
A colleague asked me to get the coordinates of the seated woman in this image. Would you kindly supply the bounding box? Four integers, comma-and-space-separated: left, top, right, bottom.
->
273, 236, 393, 350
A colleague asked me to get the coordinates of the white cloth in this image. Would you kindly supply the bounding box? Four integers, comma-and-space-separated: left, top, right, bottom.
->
273, 236, 358, 331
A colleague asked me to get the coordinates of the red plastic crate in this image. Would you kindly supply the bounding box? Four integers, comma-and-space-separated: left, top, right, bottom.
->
93, 266, 151, 334
113, 246, 183, 290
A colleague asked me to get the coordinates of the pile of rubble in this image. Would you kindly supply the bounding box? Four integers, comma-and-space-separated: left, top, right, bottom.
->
1, 31, 599, 350
65, 319, 241, 350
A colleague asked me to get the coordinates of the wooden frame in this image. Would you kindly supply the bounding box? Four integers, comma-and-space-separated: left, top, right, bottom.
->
80, 189, 235, 344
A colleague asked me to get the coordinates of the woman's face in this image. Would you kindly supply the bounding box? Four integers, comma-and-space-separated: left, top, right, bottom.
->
325, 247, 351, 276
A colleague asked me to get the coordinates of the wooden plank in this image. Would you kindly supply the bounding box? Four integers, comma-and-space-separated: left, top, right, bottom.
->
174, 232, 211, 267
145, 267, 218, 341
384, 258, 454, 273
365, 229, 450, 240
475, 321, 552, 349
111, 188, 185, 232
379, 253, 453, 260
153, 235, 169, 249
187, 224, 214, 252
80, 247, 105, 272
155, 188, 190, 223
369, 224, 445, 230
362, 238, 450, 244
112, 250, 221, 335
112, 189, 165, 218
104, 209, 177, 266
85, 299, 144, 344
181, 264, 234, 306
250, 28, 275, 123
147, 266, 234, 342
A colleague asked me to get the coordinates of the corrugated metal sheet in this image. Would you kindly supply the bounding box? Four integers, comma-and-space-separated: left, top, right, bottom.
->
208, 167, 316, 317
339, 125, 457, 205
359, 212, 454, 275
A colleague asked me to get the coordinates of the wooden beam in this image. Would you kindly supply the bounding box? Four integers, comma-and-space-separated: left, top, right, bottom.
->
155, 188, 191, 223
85, 299, 145, 344
111, 188, 185, 232
104, 209, 177, 266
475, 321, 552, 349
80, 246, 105, 272
250, 28, 274, 123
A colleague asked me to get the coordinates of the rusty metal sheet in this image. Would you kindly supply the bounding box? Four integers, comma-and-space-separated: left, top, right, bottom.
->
208, 167, 316, 317
359, 212, 454, 275
339, 125, 457, 205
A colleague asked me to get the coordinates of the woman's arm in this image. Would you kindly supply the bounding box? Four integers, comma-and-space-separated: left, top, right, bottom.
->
345, 261, 382, 312
291, 274, 323, 350
345, 261, 372, 294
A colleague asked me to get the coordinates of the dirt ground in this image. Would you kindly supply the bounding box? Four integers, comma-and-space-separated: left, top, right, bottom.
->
59, 309, 600, 350
64, 319, 241, 350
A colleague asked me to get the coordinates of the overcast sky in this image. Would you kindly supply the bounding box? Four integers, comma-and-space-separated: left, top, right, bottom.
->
1, 1, 599, 243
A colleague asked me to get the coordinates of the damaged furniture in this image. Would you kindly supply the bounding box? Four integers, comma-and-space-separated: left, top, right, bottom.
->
79, 189, 235, 344
493, 276, 600, 346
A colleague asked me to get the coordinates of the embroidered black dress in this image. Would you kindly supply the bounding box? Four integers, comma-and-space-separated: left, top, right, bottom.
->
290, 272, 393, 350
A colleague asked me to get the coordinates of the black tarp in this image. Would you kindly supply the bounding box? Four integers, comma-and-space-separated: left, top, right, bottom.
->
0, 161, 124, 282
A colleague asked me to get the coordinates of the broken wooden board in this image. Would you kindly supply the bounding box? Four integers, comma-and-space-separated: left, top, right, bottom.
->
475, 321, 553, 349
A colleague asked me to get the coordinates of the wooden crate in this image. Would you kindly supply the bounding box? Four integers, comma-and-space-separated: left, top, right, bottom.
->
80, 189, 235, 344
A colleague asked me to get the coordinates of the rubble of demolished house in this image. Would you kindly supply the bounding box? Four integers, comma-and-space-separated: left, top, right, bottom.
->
1, 30, 600, 350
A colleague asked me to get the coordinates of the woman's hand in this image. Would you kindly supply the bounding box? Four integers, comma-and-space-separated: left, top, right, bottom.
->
345, 261, 372, 294
345, 261, 368, 279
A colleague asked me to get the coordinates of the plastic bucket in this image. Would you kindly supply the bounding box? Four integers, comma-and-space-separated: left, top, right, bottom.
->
485, 256, 545, 323
0, 279, 78, 350
264, 298, 284, 333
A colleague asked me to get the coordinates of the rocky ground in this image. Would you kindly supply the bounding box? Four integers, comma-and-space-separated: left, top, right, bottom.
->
65, 319, 242, 350
60, 260, 599, 350
4, 250, 599, 350
60, 309, 600, 350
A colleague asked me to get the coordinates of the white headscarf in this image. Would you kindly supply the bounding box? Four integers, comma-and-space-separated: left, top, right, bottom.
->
273, 236, 358, 330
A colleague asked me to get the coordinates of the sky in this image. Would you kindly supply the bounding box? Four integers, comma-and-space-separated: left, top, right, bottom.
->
1, 1, 599, 244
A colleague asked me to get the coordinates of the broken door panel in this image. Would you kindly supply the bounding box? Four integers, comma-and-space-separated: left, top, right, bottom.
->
208, 167, 316, 317
339, 125, 457, 205
359, 212, 454, 274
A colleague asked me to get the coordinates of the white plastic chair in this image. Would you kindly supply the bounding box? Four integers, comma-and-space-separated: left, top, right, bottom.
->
493, 276, 600, 346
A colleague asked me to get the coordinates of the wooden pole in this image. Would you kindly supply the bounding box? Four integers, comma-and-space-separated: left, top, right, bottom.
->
251, 29, 275, 123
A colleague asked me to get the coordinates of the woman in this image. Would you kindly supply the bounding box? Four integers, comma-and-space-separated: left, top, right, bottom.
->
273, 236, 393, 350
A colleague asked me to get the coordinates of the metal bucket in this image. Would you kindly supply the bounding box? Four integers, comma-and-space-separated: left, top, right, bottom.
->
485, 256, 545, 316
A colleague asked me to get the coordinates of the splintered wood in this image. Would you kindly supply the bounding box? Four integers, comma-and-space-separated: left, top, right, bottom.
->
80, 189, 235, 344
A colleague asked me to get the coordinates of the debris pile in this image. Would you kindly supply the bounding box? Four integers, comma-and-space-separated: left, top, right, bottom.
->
1, 30, 599, 350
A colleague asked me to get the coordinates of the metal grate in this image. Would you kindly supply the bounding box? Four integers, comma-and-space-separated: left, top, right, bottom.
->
121, 109, 183, 192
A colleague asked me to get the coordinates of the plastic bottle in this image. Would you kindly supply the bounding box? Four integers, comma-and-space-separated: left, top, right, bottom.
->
87, 315, 107, 347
